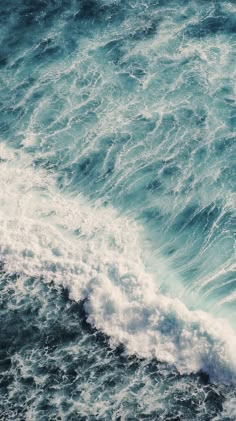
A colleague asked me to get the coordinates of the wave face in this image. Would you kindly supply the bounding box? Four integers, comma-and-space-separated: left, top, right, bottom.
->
0, 0, 236, 419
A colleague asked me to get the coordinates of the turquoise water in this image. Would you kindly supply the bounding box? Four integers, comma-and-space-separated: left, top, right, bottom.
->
0, 0, 236, 419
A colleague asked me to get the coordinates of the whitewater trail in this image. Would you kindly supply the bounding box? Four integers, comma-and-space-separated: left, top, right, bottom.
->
1, 142, 236, 384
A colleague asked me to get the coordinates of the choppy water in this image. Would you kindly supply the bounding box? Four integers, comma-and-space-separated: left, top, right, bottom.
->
0, 0, 236, 419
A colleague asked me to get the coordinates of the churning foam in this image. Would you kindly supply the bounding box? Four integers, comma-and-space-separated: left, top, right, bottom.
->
0, 143, 236, 384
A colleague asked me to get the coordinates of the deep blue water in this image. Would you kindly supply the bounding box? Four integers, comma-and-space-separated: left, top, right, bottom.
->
0, 0, 236, 419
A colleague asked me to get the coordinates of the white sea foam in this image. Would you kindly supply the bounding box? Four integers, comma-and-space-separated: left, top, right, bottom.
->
1, 143, 236, 384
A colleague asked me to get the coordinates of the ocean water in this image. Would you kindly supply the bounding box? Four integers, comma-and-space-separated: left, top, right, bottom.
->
0, 0, 236, 419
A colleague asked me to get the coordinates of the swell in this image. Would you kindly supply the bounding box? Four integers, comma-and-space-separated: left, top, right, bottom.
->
0, 143, 236, 384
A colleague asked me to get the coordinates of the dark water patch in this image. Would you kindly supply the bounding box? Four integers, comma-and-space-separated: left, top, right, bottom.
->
33, 39, 62, 61
184, 15, 227, 38
161, 164, 181, 178
131, 18, 162, 41
120, 54, 149, 76
75, 0, 121, 22
95, 38, 126, 65
59, 146, 119, 193
147, 178, 163, 192
32, 157, 59, 173
194, 146, 209, 164
76, 0, 104, 20
17, 0, 48, 15
0, 121, 11, 136
176, 107, 207, 127
161, 113, 178, 131
0, 54, 8, 68
172, 203, 222, 234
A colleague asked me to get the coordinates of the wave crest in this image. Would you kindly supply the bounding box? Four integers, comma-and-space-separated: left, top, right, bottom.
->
1, 143, 236, 384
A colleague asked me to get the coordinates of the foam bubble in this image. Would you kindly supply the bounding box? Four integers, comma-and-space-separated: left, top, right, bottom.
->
1, 143, 236, 384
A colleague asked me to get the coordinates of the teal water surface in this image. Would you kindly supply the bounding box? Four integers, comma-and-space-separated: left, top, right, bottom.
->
0, 0, 236, 419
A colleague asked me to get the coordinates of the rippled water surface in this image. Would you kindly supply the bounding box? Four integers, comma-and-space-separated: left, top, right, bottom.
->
0, 0, 236, 419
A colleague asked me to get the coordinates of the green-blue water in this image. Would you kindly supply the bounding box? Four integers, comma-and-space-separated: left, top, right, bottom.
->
0, 0, 236, 419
